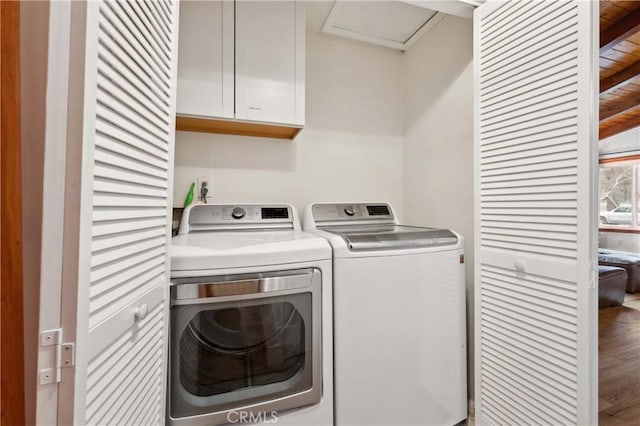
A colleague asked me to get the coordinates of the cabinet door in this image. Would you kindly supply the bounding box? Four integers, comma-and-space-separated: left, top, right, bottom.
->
235, 1, 305, 126
176, 0, 234, 118
474, 1, 598, 425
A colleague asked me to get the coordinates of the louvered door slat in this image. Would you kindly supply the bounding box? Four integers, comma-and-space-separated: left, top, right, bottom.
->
482, 182, 577, 195
93, 206, 166, 222
91, 231, 164, 263
481, 331, 577, 382
475, 2, 597, 424
101, 1, 171, 86
96, 101, 169, 153
482, 3, 576, 68
482, 65, 577, 109
90, 273, 164, 326
483, 25, 578, 82
139, 2, 171, 42
94, 164, 168, 190
98, 31, 169, 108
93, 217, 167, 238
97, 43, 169, 112
94, 149, 168, 182
86, 303, 164, 424
482, 142, 577, 165
482, 91, 577, 129
66, 0, 178, 423
480, 367, 571, 424
95, 134, 167, 170
481, 0, 532, 35
481, 131, 577, 156
97, 73, 169, 132
482, 83, 578, 124
90, 262, 164, 315
123, 1, 172, 60
483, 40, 578, 98
157, 0, 171, 20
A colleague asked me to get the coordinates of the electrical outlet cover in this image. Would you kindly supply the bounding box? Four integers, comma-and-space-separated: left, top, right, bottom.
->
196, 175, 212, 202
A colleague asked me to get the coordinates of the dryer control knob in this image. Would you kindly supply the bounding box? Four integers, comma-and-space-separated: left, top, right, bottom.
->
344, 208, 355, 216
232, 207, 246, 219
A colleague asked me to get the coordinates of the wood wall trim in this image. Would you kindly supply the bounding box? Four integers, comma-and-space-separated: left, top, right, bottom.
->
0, 2, 25, 426
599, 154, 640, 164
598, 227, 640, 234
176, 115, 303, 140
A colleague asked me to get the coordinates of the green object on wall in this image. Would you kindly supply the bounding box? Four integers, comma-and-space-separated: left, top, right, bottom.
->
184, 182, 195, 207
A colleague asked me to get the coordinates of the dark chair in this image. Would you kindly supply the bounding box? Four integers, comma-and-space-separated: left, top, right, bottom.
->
598, 266, 627, 308
598, 249, 640, 293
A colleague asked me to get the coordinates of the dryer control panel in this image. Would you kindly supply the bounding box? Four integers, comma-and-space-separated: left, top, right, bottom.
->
180, 204, 297, 234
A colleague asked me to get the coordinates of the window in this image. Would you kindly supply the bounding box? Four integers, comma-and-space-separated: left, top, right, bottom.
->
599, 161, 640, 230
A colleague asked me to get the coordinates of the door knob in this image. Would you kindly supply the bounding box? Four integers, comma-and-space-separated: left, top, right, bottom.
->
134, 304, 148, 321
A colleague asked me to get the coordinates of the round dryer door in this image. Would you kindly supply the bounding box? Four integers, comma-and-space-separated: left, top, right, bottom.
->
169, 268, 323, 423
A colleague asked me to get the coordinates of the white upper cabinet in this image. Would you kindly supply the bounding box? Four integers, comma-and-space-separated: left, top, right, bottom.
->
176, 0, 234, 118
235, 1, 305, 126
176, 0, 305, 136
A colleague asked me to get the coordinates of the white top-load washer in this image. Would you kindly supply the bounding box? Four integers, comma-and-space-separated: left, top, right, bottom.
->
169, 203, 333, 426
304, 203, 466, 426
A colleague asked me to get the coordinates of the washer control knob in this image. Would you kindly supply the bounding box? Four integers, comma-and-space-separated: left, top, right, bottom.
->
344, 207, 355, 216
231, 207, 246, 219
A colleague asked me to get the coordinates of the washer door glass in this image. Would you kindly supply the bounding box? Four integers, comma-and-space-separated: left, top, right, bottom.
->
171, 293, 314, 419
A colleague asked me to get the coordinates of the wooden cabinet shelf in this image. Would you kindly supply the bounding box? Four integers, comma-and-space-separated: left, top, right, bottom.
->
176, 115, 302, 140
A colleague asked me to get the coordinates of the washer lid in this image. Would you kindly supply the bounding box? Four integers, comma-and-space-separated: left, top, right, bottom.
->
170, 230, 331, 273
317, 224, 458, 251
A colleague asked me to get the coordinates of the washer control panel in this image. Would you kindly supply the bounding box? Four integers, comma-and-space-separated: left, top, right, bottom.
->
312, 203, 394, 222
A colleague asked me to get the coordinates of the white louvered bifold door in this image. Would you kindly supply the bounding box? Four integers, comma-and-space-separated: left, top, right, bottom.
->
474, 1, 598, 425
57, 1, 179, 424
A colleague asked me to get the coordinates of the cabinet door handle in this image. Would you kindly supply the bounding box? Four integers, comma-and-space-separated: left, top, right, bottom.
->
134, 304, 149, 321
514, 260, 526, 273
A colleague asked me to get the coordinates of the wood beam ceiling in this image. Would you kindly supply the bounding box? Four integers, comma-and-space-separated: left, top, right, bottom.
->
600, 60, 640, 95
600, 113, 640, 140
600, 92, 640, 121
600, 7, 640, 54
599, 3, 640, 140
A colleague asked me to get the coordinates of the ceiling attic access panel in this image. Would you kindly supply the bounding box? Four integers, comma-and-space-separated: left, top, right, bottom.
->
321, 0, 444, 51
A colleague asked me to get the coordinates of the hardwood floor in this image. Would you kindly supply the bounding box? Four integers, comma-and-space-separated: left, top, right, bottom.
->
599, 293, 640, 426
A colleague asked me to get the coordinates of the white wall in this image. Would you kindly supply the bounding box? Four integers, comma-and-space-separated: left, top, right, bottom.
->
599, 231, 640, 253
173, 31, 405, 219
599, 126, 640, 158
402, 15, 475, 401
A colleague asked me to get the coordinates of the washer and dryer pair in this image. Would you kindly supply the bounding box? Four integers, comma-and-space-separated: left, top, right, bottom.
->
169, 202, 466, 426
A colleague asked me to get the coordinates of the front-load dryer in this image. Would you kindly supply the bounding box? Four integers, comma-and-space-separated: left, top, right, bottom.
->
169, 203, 333, 426
304, 202, 466, 426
